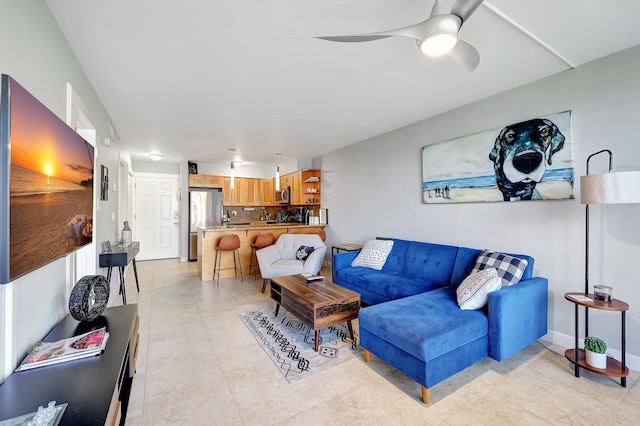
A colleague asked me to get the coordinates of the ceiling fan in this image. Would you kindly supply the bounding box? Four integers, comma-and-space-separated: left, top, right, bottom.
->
316, 0, 484, 72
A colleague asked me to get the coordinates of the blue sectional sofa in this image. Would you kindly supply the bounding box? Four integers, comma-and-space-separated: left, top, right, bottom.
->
333, 238, 548, 403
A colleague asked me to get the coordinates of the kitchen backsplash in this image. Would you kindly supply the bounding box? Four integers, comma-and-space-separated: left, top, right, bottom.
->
223, 206, 322, 223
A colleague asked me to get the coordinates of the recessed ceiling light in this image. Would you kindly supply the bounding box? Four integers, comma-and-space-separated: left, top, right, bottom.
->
149, 153, 164, 161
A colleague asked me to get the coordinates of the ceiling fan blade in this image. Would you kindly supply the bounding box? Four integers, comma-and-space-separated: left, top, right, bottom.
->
316, 34, 392, 43
446, 39, 480, 72
450, 0, 484, 23
430, 0, 448, 17
316, 21, 428, 44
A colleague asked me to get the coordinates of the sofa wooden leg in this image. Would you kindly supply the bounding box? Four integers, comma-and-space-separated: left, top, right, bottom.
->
261, 279, 268, 293
421, 386, 430, 404
364, 350, 371, 363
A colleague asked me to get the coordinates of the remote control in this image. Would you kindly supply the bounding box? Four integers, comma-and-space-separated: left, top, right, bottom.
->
306, 275, 325, 282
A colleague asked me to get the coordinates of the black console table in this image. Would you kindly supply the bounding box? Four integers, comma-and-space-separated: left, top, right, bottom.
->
0, 304, 140, 425
99, 241, 140, 305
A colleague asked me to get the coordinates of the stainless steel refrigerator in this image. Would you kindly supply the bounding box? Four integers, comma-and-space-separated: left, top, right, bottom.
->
189, 188, 223, 261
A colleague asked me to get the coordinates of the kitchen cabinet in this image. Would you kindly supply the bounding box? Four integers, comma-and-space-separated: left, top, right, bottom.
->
223, 177, 236, 205
239, 178, 258, 206
188, 174, 224, 188
280, 169, 321, 206
279, 173, 293, 192
300, 169, 321, 206
193, 172, 317, 207
223, 177, 259, 206
290, 171, 303, 204
260, 178, 275, 206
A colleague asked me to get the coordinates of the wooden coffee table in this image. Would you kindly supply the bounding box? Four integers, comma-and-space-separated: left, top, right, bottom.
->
270, 274, 360, 351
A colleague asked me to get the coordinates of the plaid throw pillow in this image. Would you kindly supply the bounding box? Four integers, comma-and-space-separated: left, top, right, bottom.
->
471, 250, 528, 288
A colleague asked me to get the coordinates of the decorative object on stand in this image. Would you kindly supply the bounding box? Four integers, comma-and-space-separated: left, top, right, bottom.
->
581, 149, 640, 296
121, 220, 132, 247
584, 336, 607, 369
68, 275, 110, 322
593, 284, 613, 302
188, 161, 198, 174
0, 401, 68, 425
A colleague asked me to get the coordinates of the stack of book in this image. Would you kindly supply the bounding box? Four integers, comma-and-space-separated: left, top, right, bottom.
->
16, 328, 109, 372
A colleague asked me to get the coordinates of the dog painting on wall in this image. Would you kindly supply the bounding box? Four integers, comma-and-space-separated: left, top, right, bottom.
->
422, 110, 574, 204
489, 118, 566, 201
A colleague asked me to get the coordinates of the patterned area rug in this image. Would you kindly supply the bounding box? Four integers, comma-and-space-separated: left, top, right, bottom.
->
238, 309, 359, 383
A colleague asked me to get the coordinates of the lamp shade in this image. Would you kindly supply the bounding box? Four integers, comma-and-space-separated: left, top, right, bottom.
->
580, 171, 640, 204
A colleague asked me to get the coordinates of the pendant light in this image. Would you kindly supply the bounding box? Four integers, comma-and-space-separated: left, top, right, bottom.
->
274, 154, 281, 191
230, 160, 235, 189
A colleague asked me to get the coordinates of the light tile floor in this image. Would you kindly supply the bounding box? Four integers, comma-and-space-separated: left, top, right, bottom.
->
115, 259, 640, 425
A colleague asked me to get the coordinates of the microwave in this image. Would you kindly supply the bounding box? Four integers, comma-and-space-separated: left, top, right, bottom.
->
275, 186, 290, 204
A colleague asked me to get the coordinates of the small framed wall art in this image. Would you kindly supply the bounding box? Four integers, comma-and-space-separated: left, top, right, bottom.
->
100, 165, 109, 201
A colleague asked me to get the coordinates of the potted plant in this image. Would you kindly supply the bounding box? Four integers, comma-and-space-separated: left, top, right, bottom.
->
584, 336, 607, 369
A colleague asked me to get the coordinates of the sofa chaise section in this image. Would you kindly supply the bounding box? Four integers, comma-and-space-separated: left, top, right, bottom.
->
333, 238, 548, 403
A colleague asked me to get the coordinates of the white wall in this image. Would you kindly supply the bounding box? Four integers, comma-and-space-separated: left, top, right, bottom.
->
322, 45, 640, 370
0, 1, 127, 380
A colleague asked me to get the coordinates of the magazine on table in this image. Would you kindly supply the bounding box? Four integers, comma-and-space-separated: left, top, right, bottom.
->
16, 327, 109, 372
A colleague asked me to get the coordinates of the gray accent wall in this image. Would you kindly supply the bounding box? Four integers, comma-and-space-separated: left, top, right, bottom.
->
322, 45, 640, 369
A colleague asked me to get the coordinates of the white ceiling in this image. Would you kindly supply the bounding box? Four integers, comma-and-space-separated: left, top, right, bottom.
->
45, 0, 640, 169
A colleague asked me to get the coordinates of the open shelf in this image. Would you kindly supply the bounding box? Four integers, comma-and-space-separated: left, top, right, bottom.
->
564, 348, 629, 378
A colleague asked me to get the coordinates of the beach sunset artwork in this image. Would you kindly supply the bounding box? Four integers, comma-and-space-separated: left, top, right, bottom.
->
2, 75, 94, 282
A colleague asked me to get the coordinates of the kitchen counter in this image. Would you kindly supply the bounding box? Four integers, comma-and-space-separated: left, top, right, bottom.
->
196, 224, 326, 282
201, 222, 320, 230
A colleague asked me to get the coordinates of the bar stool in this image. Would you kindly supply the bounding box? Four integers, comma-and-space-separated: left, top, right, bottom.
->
250, 232, 275, 279
213, 234, 243, 286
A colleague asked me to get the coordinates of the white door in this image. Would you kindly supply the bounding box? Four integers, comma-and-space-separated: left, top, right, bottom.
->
134, 174, 180, 260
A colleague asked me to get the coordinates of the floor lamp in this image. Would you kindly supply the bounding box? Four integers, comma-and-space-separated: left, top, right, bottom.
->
580, 149, 640, 334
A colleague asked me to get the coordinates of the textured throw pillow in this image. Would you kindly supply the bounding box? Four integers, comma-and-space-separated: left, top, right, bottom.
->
472, 250, 528, 288
456, 268, 502, 310
351, 239, 394, 270
296, 245, 315, 261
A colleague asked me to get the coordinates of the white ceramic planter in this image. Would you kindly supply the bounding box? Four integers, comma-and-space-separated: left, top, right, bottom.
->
585, 349, 607, 369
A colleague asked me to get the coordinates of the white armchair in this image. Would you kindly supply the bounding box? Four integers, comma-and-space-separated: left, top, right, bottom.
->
256, 233, 327, 292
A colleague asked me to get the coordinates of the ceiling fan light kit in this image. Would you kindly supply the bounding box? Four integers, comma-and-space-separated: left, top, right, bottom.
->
420, 33, 458, 56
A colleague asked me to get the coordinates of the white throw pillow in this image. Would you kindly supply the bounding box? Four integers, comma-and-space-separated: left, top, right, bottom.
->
456, 268, 502, 310
350, 239, 394, 270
